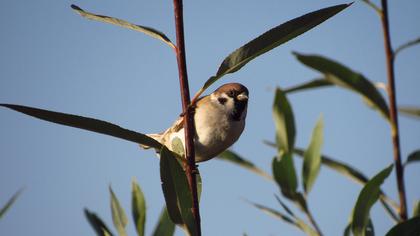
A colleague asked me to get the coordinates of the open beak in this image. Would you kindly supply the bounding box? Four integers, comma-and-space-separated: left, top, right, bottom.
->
236, 93, 248, 101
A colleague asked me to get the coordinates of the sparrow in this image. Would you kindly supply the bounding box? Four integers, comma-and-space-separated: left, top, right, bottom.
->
141, 83, 249, 163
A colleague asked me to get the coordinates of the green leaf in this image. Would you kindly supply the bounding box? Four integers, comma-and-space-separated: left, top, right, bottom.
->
293, 53, 390, 120
247, 200, 316, 236
70, 5, 175, 49
385, 216, 420, 236
217, 150, 272, 181
302, 116, 324, 194
170, 138, 202, 200
171, 137, 185, 158
200, 3, 351, 92
196, 171, 202, 201
0, 189, 23, 219
132, 179, 146, 236
152, 207, 175, 236
284, 79, 333, 94
352, 165, 394, 236
272, 153, 298, 198
273, 88, 296, 154
0, 104, 162, 149
160, 146, 197, 235
345, 218, 375, 236
295, 218, 319, 236
274, 195, 295, 217
84, 208, 114, 236
398, 106, 420, 119
247, 201, 295, 225
406, 150, 420, 166
413, 200, 420, 217
293, 147, 399, 222
110, 187, 128, 236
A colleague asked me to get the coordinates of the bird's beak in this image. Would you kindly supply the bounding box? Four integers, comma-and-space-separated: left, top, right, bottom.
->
236, 93, 248, 101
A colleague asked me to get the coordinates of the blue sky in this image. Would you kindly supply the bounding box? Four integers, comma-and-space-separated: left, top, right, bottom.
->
1, 1, 419, 235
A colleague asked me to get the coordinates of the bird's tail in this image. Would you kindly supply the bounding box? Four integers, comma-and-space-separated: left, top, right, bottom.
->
139, 133, 162, 149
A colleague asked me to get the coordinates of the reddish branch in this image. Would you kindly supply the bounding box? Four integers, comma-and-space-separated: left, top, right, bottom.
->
173, 0, 202, 234
380, 0, 407, 220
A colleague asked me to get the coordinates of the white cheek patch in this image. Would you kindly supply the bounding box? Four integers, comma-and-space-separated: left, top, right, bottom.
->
211, 93, 234, 111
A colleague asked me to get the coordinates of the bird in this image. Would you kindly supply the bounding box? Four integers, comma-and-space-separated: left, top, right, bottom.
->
141, 83, 249, 163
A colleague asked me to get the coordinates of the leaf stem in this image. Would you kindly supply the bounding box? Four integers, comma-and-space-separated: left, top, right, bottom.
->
300, 197, 323, 236
172, 0, 201, 234
361, 0, 382, 15
380, 0, 407, 221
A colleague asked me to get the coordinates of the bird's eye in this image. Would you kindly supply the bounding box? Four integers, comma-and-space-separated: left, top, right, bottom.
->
218, 97, 227, 105
227, 91, 235, 97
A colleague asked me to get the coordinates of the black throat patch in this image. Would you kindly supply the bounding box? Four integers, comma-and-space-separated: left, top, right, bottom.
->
230, 99, 247, 121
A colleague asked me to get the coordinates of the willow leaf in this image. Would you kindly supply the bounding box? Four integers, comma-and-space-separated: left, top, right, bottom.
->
352, 165, 393, 236
132, 179, 146, 236
152, 207, 175, 236
293, 53, 390, 120
160, 146, 196, 235
198, 3, 351, 94
284, 79, 333, 94
217, 150, 272, 181
110, 187, 128, 236
406, 150, 420, 166
71, 5, 175, 49
0, 104, 162, 149
385, 216, 420, 236
273, 88, 295, 154
84, 209, 114, 236
0, 189, 23, 219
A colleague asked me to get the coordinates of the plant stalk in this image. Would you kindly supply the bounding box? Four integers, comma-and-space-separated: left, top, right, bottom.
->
380, 0, 407, 221
172, 0, 202, 234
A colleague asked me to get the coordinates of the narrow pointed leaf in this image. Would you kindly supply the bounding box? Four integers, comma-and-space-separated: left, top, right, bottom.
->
132, 179, 146, 236
71, 5, 175, 49
413, 201, 420, 217
110, 187, 128, 236
170, 137, 202, 200
84, 209, 114, 236
352, 165, 393, 236
247, 201, 295, 225
159, 147, 183, 225
0, 189, 23, 219
200, 3, 351, 92
398, 106, 420, 119
293, 53, 390, 119
266, 142, 399, 212
274, 195, 295, 217
217, 150, 272, 181
160, 146, 196, 235
293, 147, 399, 221
272, 153, 298, 198
302, 116, 324, 194
273, 88, 295, 154
284, 79, 333, 94
295, 218, 319, 236
406, 150, 420, 166
0, 104, 162, 149
152, 207, 175, 236
385, 216, 420, 236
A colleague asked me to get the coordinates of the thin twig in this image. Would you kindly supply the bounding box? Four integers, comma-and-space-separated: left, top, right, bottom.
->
173, 0, 202, 234
361, 0, 382, 15
380, 0, 408, 221
394, 37, 420, 58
